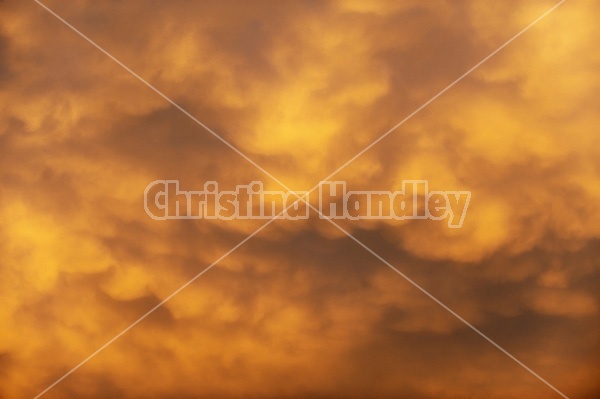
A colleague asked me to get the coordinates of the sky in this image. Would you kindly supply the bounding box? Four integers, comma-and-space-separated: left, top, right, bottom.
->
0, 0, 599, 398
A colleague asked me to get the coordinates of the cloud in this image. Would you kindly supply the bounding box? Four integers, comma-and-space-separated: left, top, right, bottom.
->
0, 0, 598, 398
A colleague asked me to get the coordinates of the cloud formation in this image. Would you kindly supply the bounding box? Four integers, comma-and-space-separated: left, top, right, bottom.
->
0, 0, 598, 398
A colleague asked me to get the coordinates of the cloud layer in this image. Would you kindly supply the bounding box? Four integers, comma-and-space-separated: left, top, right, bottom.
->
0, 0, 598, 398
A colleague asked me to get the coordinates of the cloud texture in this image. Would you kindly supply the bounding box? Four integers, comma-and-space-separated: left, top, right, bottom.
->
0, 0, 598, 398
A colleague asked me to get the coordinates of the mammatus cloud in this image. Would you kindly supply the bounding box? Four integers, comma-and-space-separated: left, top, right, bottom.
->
0, 0, 598, 398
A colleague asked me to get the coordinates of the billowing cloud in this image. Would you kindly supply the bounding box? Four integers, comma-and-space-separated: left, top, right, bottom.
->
0, 0, 598, 398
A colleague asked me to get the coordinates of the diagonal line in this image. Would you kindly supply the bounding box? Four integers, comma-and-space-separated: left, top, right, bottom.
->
32, 209, 291, 399
32, 0, 568, 398
32, 0, 292, 193
317, 0, 567, 184
31, 2, 308, 397
300, 201, 571, 399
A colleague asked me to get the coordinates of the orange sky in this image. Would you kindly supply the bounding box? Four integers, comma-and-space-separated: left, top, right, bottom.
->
0, 0, 599, 398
